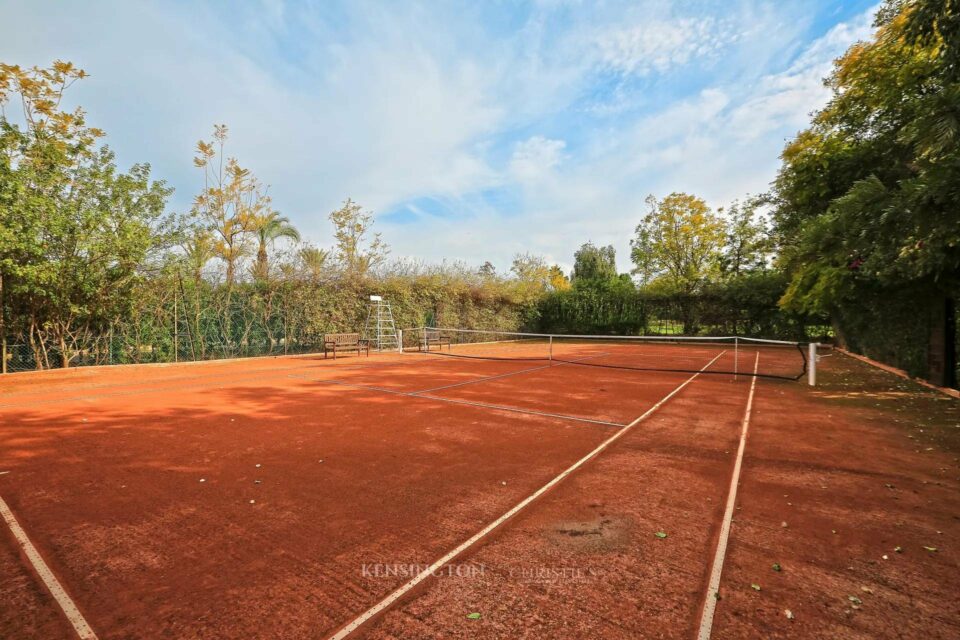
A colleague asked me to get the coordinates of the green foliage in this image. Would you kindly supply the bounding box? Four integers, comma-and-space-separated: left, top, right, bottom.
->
773, 0, 960, 385
775, 0, 960, 313
572, 242, 618, 287
0, 62, 173, 367
539, 271, 817, 339
329, 198, 389, 278
631, 192, 726, 293
719, 197, 771, 278
252, 211, 300, 279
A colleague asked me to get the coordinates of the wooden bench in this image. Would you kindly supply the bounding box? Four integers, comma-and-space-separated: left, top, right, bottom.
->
323, 333, 370, 359
423, 330, 451, 352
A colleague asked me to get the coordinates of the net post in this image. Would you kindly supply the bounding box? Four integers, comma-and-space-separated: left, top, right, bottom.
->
808, 342, 818, 386
734, 336, 739, 381
398, 329, 403, 353
549, 335, 554, 363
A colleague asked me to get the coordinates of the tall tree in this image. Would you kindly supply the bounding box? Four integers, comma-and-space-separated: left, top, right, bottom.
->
329, 198, 388, 278
572, 242, 618, 286
299, 245, 331, 281
477, 261, 497, 277
0, 61, 172, 367
252, 210, 300, 279
719, 197, 771, 278
630, 193, 725, 293
548, 265, 571, 291
510, 253, 552, 300
773, 0, 960, 385
192, 125, 269, 286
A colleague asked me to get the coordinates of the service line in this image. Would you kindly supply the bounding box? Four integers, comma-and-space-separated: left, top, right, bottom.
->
326, 350, 726, 640
291, 375, 626, 428
0, 496, 98, 639
411, 352, 611, 394
697, 352, 760, 640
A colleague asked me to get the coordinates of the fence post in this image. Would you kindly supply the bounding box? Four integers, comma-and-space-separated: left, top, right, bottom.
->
1, 335, 6, 375
174, 293, 179, 363
398, 329, 403, 354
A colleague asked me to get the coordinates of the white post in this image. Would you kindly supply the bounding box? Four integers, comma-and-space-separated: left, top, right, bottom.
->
734, 336, 739, 381
398, 329, 403, 354
808, 342, 818, 386
549, 335, 553, 363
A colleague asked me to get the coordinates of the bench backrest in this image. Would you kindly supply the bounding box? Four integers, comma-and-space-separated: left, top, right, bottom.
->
425, 330, 443, 340
325, 332, 361, 346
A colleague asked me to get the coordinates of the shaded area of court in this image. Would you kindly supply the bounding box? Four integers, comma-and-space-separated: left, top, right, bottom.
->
0, 353, 678, 639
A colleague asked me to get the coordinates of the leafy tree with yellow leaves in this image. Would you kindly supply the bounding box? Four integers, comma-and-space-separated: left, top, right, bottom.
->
630, 193, 725, 294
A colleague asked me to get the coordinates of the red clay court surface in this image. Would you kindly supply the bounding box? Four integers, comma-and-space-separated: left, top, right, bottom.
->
1, 345, 958, 639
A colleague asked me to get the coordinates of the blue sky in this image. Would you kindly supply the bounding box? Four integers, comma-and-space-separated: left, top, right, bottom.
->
2, 0, 878, 273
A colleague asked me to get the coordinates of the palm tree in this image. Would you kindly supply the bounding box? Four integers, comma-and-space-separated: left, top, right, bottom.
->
252, 211, 300, 278
299, 246, 331, 280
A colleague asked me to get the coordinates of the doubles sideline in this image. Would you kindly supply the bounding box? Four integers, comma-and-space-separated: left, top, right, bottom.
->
325, 350, 726, 640
697, 352, 760, 639
0, 496, 98, 639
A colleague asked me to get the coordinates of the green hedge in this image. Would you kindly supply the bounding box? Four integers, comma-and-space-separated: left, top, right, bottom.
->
537, 273, 823, 340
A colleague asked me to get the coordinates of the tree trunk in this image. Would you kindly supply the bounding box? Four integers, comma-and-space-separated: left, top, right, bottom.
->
257, 242, 268, 278
830, 314, 848, 349
927, 295, 957, 388
59, 333, 70, 369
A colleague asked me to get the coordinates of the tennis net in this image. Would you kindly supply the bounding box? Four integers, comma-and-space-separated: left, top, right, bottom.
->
403, 327, 810, 381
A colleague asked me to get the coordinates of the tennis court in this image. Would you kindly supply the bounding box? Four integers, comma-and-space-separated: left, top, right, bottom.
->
1, 330, 958, 640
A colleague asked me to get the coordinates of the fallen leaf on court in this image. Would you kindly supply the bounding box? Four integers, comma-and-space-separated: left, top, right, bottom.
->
861, 586, 873, 594
848, 596, 862, 605
923, 546, 938, 552
654, 531, 668, 539
751, 584, 761, 591
772, 563, 781, 572
466, 613, 481, 620
785, 609, 795, 620
894, 546, 903, 553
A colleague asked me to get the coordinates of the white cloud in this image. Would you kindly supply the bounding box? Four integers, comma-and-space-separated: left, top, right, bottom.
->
0, 0, 881, 274
594, 18, 739, 76
510, 135, 567, 181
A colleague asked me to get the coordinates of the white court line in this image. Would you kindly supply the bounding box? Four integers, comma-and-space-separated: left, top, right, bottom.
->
326, 350, 725, 640
290, 375, 625, 428
0, 496, 98, 639
697, 352, 760, 640
411, 352, 611, 394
